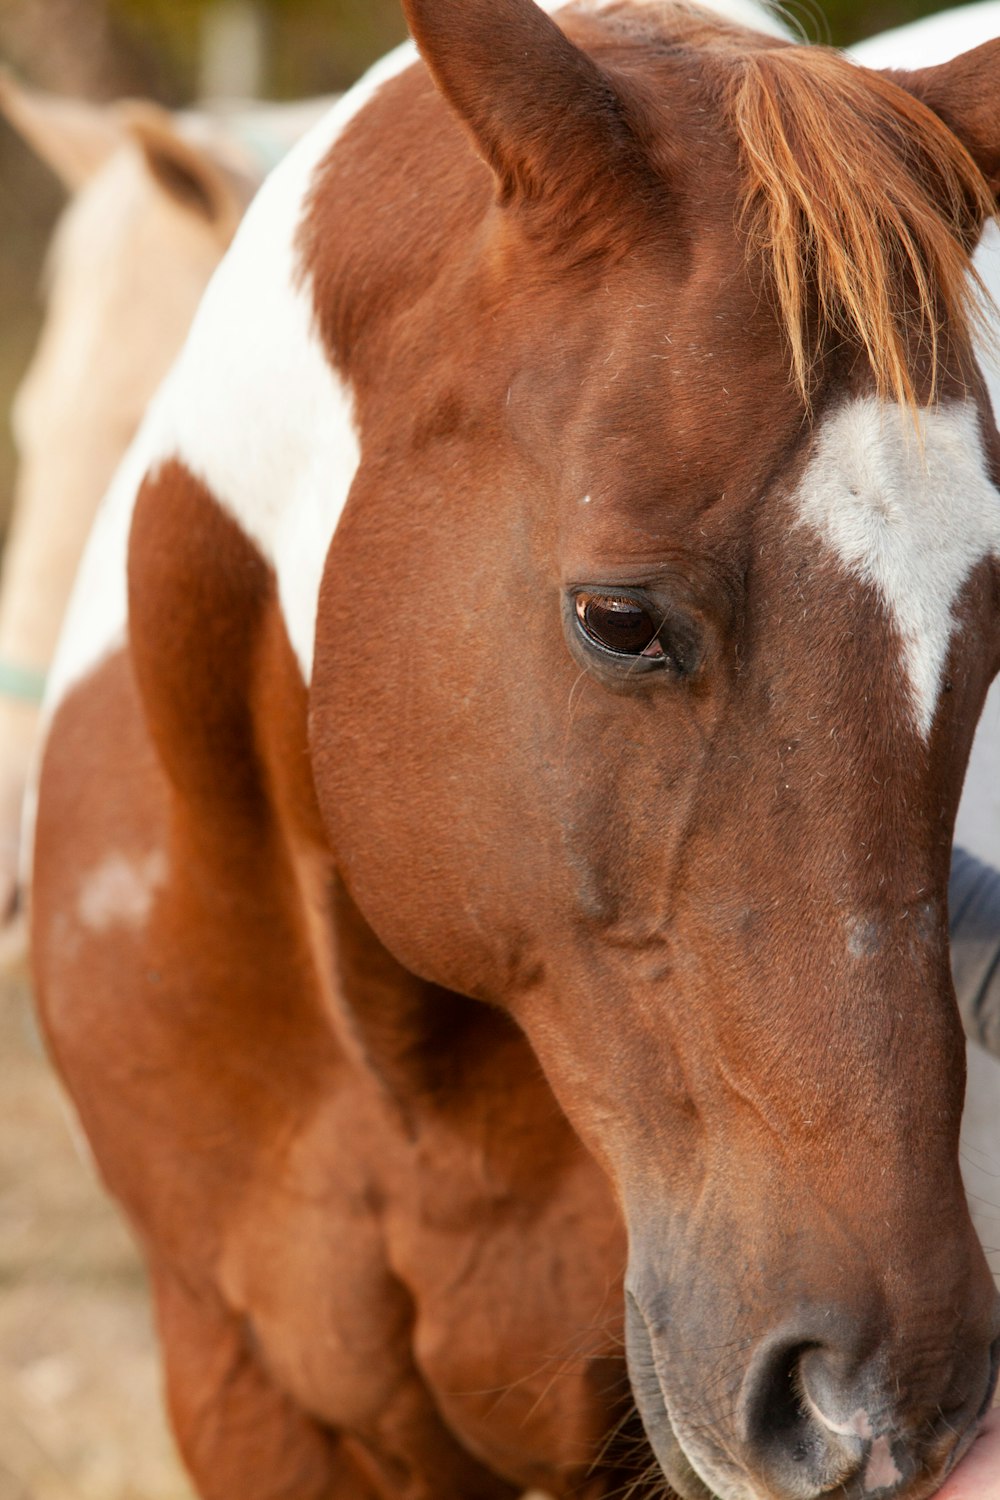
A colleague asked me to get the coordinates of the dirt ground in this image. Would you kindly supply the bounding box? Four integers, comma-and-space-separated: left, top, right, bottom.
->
0, 947, 195, 1500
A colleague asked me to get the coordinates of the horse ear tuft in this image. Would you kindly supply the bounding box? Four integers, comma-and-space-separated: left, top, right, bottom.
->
888, 39, 1000, 209
0, 70, 124, 190
401, 0, 644, 217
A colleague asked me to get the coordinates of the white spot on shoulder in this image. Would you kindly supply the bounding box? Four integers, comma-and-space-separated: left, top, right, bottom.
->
77, 849, 167, 932
795, 399, 1000, 738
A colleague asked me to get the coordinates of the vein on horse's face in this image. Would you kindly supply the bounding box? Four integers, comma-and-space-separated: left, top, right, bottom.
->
794, 399, 1000, 739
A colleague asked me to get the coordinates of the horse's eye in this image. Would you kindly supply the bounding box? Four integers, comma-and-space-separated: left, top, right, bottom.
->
575, 593, 665, 658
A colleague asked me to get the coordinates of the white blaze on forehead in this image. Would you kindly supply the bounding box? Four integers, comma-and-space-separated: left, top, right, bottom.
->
796, 399, 1000, 738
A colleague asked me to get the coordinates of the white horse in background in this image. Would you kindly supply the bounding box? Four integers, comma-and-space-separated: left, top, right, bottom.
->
0, 78, 330, 955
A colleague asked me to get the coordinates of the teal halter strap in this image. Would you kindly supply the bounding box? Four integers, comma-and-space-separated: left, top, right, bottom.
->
0, 660, 47, 703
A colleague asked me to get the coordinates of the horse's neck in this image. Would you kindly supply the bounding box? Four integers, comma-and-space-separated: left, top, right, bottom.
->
43, 79, 377, 720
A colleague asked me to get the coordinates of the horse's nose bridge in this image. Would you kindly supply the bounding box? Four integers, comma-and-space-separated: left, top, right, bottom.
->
675, 710, 950, 955
690, 630, 949, 914
680, 894, 962, 1155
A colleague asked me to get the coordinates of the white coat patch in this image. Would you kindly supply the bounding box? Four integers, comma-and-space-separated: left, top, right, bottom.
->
145, 47, 436, 679
795, 400, 1000, 738
43, 40, 419, 713
864, 1436, 903, 1494
78, 849, 167, 932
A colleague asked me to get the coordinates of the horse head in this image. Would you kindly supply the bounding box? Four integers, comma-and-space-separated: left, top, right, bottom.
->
305, 4, 1000, 1498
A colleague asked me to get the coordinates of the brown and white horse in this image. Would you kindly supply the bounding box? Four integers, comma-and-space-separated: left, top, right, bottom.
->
29, 1, 1000, 1497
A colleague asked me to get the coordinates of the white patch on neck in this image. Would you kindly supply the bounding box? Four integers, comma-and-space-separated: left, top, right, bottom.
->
147, 46, 428, 681
795, 399, 1000, 738
43, 40, 419, 716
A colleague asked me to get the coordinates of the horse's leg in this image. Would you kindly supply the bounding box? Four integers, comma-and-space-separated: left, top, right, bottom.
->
152, 1267, 379, 1500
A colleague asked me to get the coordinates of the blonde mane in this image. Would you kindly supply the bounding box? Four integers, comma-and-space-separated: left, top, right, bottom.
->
727, 45, 997, 409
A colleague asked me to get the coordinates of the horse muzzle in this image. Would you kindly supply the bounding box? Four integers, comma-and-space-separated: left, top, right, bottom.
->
625, 1288, 1000, 1500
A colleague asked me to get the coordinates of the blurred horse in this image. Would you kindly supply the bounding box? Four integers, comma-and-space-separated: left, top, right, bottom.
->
29, 1, 1000, 1497
0, 79, 329, 952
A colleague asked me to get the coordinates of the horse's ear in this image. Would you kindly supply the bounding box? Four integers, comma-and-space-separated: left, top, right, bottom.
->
120, 102, 253, 240
0, 71, 124, 189
888, 39, 1000, 204
401, 0, 642, 210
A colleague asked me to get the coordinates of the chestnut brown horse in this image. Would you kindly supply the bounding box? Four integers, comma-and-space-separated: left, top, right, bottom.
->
30, 1, 1000, 1497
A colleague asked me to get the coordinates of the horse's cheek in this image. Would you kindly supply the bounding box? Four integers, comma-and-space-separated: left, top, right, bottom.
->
308, 465, 558, 995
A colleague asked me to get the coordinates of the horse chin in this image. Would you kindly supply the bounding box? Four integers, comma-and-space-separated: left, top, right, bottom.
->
625, 1292, 735, 1500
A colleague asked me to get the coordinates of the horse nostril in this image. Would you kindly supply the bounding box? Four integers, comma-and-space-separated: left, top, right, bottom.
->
739, 1337, 869, 1498
740, 1327, 998, 1500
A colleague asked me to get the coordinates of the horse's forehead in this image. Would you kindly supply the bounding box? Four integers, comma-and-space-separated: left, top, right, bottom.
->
567, 391, 1000, 746
793, 398, 1000, 737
